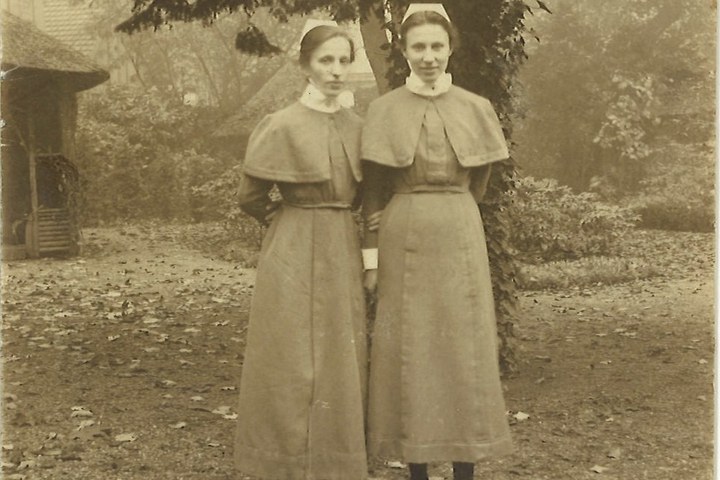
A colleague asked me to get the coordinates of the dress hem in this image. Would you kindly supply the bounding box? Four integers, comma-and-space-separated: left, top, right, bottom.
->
235, 443, 368, 480
367, 435, 514, 463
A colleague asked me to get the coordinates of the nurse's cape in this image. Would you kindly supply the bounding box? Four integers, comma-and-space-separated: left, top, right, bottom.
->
243, 102, 363, 183
361, 85, 509, 167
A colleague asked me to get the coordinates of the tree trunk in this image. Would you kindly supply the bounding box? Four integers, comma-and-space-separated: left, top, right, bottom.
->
151, 37, 181, 100
210, 22, 246, 103
119, 37, 149, 89
185, 35, 223, 107
359, 2, 392, 94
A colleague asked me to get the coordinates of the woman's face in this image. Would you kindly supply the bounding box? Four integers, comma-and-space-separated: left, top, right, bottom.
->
402, 23, 452, 84
303, 36, 353, 98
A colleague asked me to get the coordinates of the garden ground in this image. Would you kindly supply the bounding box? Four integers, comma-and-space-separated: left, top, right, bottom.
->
1, 224, 714, 480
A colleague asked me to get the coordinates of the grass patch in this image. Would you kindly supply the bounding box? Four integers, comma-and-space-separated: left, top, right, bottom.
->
518, 229, 714, 291
518, 256, 661, 290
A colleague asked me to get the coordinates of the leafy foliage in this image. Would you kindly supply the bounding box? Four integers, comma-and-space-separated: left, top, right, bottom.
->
629, 143, 715, 232
510, 176, 639, 263
190, 165, 265, 251
514, 0, 715, 192
75, 85, 230, 224
116, 0, 364, 36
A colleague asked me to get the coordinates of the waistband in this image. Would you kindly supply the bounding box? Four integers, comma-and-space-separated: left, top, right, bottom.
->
283, 200, 352, 210
393, 185, 468, 194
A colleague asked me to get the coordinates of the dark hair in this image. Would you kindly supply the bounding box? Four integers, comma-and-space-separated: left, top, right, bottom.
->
299, 25, 355, 66
399, 11, 459, 49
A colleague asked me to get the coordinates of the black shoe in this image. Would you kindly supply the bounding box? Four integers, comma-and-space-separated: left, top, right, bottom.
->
453, 462, 474, 480
409, 462, 428, 480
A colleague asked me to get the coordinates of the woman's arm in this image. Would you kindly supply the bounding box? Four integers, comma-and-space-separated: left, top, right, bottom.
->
237, 174, 279, 226
361, 161, 392, 293
470, 165, 493, 204
361, 161, 392, 250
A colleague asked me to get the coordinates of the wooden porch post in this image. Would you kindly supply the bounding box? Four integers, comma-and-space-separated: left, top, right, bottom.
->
27, 118, 39, 258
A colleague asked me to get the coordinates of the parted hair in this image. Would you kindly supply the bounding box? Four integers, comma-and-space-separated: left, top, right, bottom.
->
299, 25, 355, 66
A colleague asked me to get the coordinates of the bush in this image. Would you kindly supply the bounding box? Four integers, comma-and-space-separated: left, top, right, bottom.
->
629, 144, 714, 232
509, 176, 639, 263
190, 165, 265, 259
76, 85, 230, 224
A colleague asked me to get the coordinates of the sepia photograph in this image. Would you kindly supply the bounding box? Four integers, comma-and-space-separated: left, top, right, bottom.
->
0, 0, 715, 479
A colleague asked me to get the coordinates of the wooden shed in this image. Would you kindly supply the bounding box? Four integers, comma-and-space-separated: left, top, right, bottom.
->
1, 11, 109, 258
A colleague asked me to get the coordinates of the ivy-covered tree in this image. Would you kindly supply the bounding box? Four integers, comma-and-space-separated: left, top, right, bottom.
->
117, 0, 545, 372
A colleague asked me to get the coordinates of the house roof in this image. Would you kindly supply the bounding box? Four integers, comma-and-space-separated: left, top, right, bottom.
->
1, 11, 108, 91
40, 0, 95, 57
212, 58, 378, 138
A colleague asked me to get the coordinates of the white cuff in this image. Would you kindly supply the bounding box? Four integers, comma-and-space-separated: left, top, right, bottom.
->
361, 248, 378, 270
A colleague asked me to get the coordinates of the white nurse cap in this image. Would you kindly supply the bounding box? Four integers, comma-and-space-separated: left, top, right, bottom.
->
299, 19, 339, 40
401, 3, 451, 24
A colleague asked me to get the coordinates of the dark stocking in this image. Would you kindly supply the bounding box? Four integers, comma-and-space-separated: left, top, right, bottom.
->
453, 462, 474, 480
408, 462, 428, 480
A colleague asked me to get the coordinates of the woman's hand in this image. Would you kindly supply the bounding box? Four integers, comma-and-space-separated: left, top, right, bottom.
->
363, 269, 378, 295
366, 210, 383, 232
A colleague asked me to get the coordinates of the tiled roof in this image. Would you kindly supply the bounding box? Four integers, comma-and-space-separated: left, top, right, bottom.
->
1, 11, 108, 90
40, 0, 95, 57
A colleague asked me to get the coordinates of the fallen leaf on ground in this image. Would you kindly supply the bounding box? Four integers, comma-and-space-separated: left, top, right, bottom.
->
76, 420, 95, 430
114, 433, 137, 443
70, 408, 93, 418
513, 411, 531, 421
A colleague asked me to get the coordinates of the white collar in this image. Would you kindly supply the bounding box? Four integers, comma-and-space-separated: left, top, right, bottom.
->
299, 81, 354, 113
405, 71, 453, 98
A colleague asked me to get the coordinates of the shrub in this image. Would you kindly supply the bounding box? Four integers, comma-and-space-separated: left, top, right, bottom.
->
76, 85, 229, 224
509, 176, 639, 263
190, 165, 265, 261
629, 144, 714, 232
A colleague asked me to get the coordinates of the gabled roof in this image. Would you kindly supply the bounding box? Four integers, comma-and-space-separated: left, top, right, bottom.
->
1, 11, 108, 91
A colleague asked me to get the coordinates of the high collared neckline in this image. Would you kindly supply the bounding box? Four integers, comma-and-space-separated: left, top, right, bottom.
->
404, 71, 453, 98
299, 81, 355, 113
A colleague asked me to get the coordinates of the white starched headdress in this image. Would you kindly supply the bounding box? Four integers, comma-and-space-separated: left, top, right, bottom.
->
401, 3, 451, 24
299, 19, 339, 40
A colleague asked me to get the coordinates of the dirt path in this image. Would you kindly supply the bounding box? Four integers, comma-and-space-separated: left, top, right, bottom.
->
1, 226, 714, 480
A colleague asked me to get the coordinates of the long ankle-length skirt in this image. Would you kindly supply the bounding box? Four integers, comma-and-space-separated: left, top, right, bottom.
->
368, 191, 513, 463
235, 206, 368, 480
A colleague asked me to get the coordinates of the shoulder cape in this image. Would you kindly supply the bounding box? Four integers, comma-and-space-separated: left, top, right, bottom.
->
243, 102, 363, 183
361, 85, 509, 168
